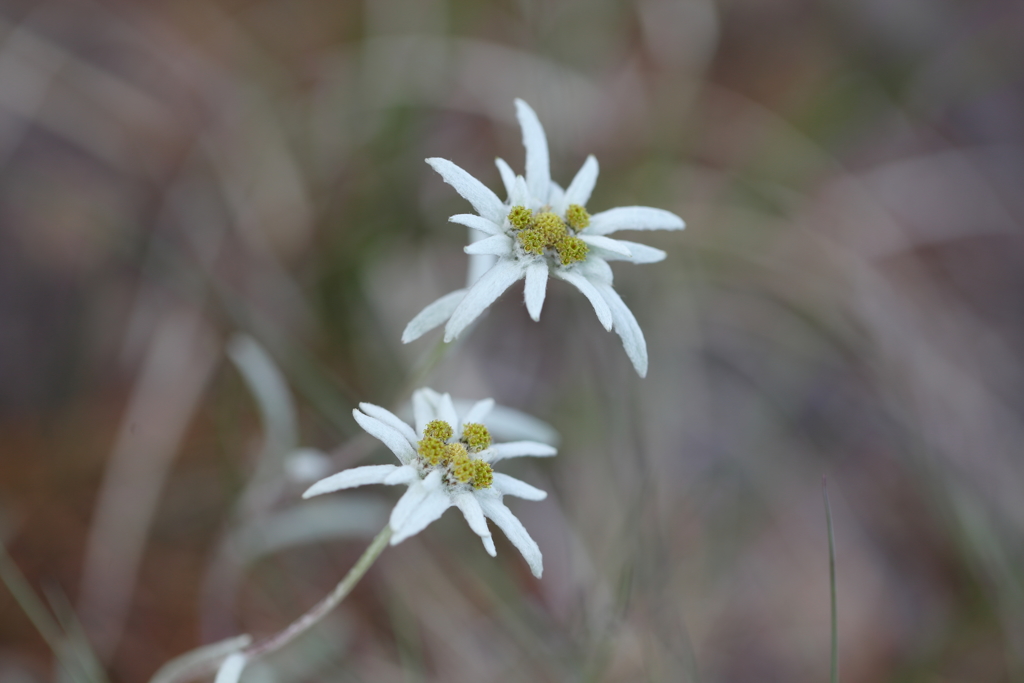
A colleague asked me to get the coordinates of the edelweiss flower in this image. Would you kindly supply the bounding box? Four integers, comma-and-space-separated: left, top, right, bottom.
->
403, 99, 685, 377
303, 388, 555, 577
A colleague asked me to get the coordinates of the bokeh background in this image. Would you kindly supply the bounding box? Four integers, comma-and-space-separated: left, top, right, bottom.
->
1, 0, 1023, 680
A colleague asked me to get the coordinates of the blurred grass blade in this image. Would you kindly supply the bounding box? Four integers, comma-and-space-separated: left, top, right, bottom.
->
823, 476, 838, 683
44, 585, 110, 683
227, 334, 298, 459
148, 635, 253, 683
0, 539, 95, 682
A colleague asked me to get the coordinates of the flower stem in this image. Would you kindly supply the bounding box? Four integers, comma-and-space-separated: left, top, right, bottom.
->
244, 524, 393, 660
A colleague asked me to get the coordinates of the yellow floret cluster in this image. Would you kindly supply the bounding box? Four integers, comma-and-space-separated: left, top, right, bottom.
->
415, 419, 494, 489
507, 205, 591, 266
461, 422, 492, 452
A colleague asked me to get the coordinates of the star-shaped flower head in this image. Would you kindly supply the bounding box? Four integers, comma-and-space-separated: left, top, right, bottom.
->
403, 99, 685, 377
303, 388, 556, 577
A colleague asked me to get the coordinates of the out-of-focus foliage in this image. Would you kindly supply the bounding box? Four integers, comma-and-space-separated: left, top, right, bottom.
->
1, 0, 1023, 681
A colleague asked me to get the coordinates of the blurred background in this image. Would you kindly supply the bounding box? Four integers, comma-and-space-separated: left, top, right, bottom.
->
1, 0, 1023, 680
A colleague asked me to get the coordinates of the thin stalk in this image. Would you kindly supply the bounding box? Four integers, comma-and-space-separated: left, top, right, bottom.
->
160, 525, 392, 683
245, 524, 393, 659
823, 477, 838, 683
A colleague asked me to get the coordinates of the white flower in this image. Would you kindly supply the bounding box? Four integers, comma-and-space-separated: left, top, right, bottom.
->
403, 99, 685, 377
302, 388, 556, 578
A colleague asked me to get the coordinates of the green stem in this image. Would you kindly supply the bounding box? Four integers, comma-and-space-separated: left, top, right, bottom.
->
245, 524, 393, 659
823, 477, 838, 683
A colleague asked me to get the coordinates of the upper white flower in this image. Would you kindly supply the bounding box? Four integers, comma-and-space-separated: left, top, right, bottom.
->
402, 99, 685, 377
302, 388, 556, 578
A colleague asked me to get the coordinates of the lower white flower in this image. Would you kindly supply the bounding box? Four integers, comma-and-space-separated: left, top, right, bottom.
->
303, 388, 556, 578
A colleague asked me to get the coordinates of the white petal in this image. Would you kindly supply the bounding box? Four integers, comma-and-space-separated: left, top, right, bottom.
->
495, 157, 516, 199
514, 99, 551, 204
302, 464, 402, 498
481, 406, 560, 446
588, 206, 685, 236
358, 403, 417, 444
461, 398, 495, 425
402, 289, 467, 343
563, 155, 599, 210
383, 467, 420, 485
548, 181, 565, 211
596, 283, 648, 377
285, 448, 333, 483
436, 392, 459, 433
467, 251, 498, 288
477, 491, 543, 578
412, 388, 441, 436
464, 234, 514, 256
523, 261, 549, 322
214, 654, 246, 683
353, 410, 418, 463
578, 234, 632, 257
450, 213, 503, 236
391, 487, 453, 544
425, 158, 506, 225
444, 259, 527, 342
554, 270, 613, 331
589, 240, 667, 264
483, 440, 558, 463
390, 469, 443, 532
452, 491, 496, 556
492, 472, 547, 501
576, 255, 613, 285
510, 175, 531, 208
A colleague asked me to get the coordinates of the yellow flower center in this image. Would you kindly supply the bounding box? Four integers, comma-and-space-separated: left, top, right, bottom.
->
415, 419, 494, 488
461, 422, 491, 452
423, 419, 453, 441
565, 204, 590, 231
507, 205, 590, 266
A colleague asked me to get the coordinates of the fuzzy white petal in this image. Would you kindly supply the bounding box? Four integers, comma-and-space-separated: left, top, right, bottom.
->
479, 406, 560, 446
390, 469, 443, 533
358, 402, 417, 445
444, 259, 527, 342
467, 252, 498, 288
548, 181, 565, 211
514, 99, 551, 204
576, 255, 613, 286
523, 261, 549, 322
483, 441, 558, 463
495, 157, 516, 199
302, 464, 402, 498
353, 410, 418, 463
554, 270, 614, 331
425, 158, 506, 225
403, 289, 467, 343
383, 466, 420, 485
214, 654, 246, 683
596, 283, 649, 377
477, 491, 543, 578
492, 472, 547, 501
590, 240, 667, 264
412, 388, 441, 436
450, 213, 503, 236
436, 392, 460, 433
563, 155, 599, 210
391, 487, 453, 544
453, 491, 496, 556
462, 398, 495, 425
464, 234, 514, 256
510, 175, 531, 208
588, 206, 685, 236
578, 234, 632, 257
